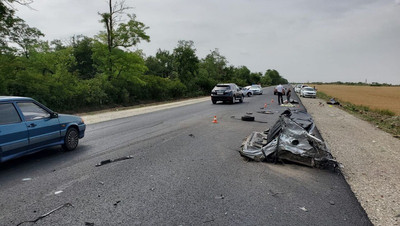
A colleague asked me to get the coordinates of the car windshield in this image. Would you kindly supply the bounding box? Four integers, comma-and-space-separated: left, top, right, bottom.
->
304, 87, 314, 91
214, 85, 230, 90
251, 85, 260, 89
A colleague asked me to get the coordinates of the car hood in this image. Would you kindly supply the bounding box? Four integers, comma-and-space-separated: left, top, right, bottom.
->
58, 114, 85, 124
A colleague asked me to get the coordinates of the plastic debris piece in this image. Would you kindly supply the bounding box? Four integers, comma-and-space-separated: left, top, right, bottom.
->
85, 222, 95, 226
215, 194, 225, 199
96, 156, 133, 167
16, 203, 73, 226
113, 200, 121, 207
22, 178, 32, 181
299, 207, 308, 212
257, 110, 274, 114
329, 201, 335, 205
54, 190, 63, 195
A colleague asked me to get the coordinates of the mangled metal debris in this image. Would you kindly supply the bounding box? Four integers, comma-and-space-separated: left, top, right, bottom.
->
240, 109, 336, 168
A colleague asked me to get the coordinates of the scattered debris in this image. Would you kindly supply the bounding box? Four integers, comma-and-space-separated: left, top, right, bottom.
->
395, 214, 400, 218
188, 134, 195, 138
95, 156, 133, 167
99, 181, 104, 185
269, 189, 283, 197
240, 109, 337, 168
329, 201, 335, 205
246, 112, 253, 115
257, 110, 274, 114
150, 187, 155, 191
85, 222, 95, 226
327, 98, 341, 106
215, 194, 225, 199
319, 102, 325, 107
241, 115, 255, 121
280, 103, 295, 107
290, 99, 299, 104
54, 190, 63, 195
17, 203, 73, 226
299, 206, 308, 212
113, 200, 121, 207
22, 178, 32, 181
203, 219, 215, 223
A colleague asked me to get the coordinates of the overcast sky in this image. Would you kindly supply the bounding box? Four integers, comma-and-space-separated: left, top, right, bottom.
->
15, 0, 400, 84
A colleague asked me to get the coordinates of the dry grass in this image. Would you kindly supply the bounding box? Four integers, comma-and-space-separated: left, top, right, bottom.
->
311, 85, 400, 115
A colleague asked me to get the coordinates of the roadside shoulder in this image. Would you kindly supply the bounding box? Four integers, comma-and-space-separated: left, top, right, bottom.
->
301, 97, 400, 226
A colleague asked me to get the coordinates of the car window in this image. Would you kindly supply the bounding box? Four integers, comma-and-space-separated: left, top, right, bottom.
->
17, 102, 50, 121
304, 87, 314, 91
0, 103, 22, 125
214, 85, 230, 90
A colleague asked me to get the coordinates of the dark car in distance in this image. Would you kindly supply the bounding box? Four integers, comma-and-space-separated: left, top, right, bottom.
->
0, 96, 86, 163
211, 83, 244, 104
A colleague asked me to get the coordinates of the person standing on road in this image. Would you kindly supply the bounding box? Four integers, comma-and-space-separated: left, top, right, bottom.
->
286, 87, 291, 103
276, 84, 284, 105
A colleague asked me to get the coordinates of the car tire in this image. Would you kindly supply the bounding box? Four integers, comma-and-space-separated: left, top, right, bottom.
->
231, 96, 235, 104
239, 95, 243, 103
241, 115, 255, 121
62, 127, 79, 151
212, 100, 217, 104
247, 93, 252, 97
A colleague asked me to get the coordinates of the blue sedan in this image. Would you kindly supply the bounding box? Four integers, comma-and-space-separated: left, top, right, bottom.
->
0, 96, 86, 162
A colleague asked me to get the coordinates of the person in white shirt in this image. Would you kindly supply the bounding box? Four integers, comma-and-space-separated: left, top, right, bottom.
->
276, 84, 284, 105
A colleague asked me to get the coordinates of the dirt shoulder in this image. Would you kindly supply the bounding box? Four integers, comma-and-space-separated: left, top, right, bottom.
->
301, 97, 400, 226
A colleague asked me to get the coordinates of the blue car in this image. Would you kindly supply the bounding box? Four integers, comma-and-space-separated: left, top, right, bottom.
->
0, 96, 86, 163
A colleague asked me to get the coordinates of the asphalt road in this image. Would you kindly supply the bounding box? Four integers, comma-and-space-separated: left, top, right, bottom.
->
0, 87, 371, 226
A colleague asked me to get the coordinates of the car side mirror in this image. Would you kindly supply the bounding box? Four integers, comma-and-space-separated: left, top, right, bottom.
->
50, 112, 58, 118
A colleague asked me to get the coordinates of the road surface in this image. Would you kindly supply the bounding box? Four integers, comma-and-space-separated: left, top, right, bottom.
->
0, 87, 371, 225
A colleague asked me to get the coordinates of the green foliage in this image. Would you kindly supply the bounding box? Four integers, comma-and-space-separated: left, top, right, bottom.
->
173, 40, 199, 84
1, 0, 291, 113
264, 69, 288, 85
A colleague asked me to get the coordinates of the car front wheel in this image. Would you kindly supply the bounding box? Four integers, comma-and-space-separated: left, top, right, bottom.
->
62, 127, 79, 151
239, 95, 243, 103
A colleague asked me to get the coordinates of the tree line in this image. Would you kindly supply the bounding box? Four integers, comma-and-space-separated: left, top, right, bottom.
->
0, 0, 288, 112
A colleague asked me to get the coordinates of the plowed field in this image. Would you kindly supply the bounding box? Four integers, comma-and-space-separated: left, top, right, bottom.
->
311, 85, 400, 115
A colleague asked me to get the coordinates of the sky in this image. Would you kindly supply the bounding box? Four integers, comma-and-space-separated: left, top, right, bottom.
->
14, 0, 400, 85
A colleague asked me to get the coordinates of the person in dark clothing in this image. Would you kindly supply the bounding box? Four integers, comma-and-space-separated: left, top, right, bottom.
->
286, 88, 291, 102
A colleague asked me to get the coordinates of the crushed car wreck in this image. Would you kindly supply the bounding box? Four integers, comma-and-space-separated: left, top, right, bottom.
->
240, 109, 337, 168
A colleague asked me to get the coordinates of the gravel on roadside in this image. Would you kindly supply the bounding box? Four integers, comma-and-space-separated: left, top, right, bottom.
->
301, 97, 400, 226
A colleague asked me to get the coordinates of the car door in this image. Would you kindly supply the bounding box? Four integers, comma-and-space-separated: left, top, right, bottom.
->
16, 101, 61, 150
0, 102, 29, 162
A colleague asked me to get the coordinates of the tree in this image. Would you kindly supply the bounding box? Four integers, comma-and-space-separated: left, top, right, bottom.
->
264, 69, 287, 85
98, 0, 150, 78
173, 40, 199, 85
145, 49, 174, 78
70, 35, 97, 79
0, 0, 43, 56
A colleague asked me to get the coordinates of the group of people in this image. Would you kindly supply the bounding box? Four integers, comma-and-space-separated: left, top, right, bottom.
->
275, 84, 291, 105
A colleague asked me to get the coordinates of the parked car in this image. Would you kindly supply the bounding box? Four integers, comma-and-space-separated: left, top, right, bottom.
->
295, 84, 307, 93
211, 83, 244, 104
0, 96, 86, 163
241, 86, 253, 97
300, 87, 317, 98
249, 85, 263, 95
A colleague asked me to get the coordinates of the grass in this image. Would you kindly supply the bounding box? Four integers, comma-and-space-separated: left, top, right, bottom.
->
316, 91, 400, 138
